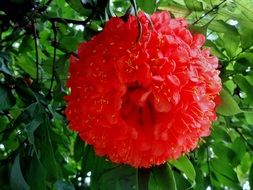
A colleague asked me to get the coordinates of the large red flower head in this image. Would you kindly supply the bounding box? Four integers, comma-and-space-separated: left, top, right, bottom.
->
65, 11, 222, 168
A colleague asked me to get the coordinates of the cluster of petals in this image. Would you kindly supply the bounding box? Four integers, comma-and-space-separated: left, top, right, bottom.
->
65, 11, 222, 168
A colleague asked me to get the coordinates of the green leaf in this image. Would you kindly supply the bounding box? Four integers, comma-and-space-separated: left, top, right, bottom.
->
224, 79, 237, 94
222, 34, 240, 58
99, 166, 135, 190
81, 145, 96, 175
233, 75, 253, 104
240, 153, 251, 174
0, 116, 9, 132
87, 21, 103, 32
232, 137, 246, 161
245, 112, 253, 124
217, 88, 242, 116
173, 171, 191, 190
211, 142, 236, 164
239, 23, 253, 50
73, 136, 85, 161
19, 36, 34, 53
210, 158, 239, 182
189, 25, 208, 35
152, 164, 177, 190
16, 55, 37, 79
0, 56, 11, 75
249, 163, 253, 189
41, 117, 62, 181
89, 155, 118, 189
65, 0, 92, 16
211, 124, 231, 142
209, 20, 238, 35
184, 0, 203, 11
10, 154, 30, 190
27, 155, 47, 190
158, 4, 190, 18
137, 0, 156, 14
55, 54, 70, 77
54, 180, 75, 190
169, 155, 195, 184
205, 40, 227, 59
3, 131, 20, 152
194, 167, 205, 190
213, 171, 241, 190
0, 84, 16, 111
137, 168, 151, 190
58, 36, 79, 53
25, 103, 44, 145
14, 78, 36, 105
235, 0, 253, 22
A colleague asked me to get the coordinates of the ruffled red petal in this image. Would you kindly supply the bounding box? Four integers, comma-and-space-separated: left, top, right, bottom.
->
65, 11, 222, 168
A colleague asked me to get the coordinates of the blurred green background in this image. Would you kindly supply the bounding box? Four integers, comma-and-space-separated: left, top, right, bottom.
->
0, 0, 253, 189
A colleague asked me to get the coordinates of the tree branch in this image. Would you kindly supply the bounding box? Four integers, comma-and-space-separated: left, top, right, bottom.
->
48, 8, 96, 26
192, 0, 227, 25
48, 21, 57, 95
32, 20, 39, 82
48, 17, 88, 25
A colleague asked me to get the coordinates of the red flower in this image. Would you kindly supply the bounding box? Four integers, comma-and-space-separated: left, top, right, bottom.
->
65, 11, 222, 168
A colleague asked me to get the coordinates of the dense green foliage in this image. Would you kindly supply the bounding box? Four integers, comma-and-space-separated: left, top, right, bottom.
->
0, 0, 253, 189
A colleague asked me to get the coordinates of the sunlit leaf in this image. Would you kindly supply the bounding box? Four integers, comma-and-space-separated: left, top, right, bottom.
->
16, 55, 37, 79
184, 0, 203, 11
222, 34, 240, 58
158, 5, 190, 18
209, 20, 238, 35
239, 23, 253, 50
